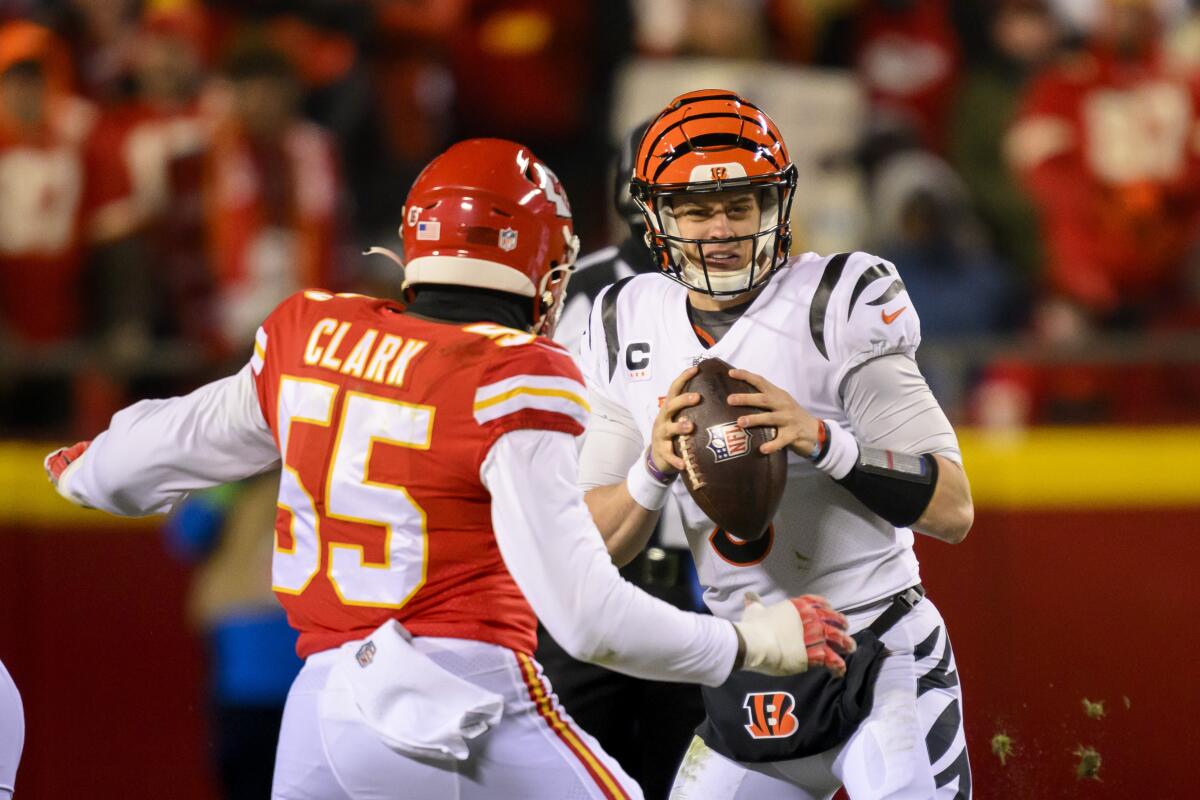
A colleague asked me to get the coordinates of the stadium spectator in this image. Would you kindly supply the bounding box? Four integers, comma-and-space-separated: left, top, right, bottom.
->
49, 0, 142, 104
1007, 0, 1200, 330
870, 149, 1016, 339
359, 0, 459, 255
973, 0, 1200, 428
203, 43, 345, 351
853, 0, 962, 151
868, 141, 1018, 409
1165, 0, 1200, 69
0, 21, 116, 433
86, 5, 215, 356
449, 0, 631, 244
949, 0, 1063, 280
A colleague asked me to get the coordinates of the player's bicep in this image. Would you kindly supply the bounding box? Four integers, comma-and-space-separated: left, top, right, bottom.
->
840, 354, 961, 463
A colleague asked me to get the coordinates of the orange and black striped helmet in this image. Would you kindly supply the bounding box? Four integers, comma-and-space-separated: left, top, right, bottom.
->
630, 90, 797, 296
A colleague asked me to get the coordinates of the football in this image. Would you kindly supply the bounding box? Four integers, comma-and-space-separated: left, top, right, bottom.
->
671, 357, 787, 541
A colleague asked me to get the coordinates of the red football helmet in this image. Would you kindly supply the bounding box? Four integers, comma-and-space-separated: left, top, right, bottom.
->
395, 138, 579, 336
631, 90, 797, 296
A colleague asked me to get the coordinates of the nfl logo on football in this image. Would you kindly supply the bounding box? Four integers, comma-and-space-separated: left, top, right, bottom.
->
706, 422, 750, 462
498, 227, 518, 251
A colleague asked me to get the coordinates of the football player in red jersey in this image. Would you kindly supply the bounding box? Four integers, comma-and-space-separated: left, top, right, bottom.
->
44, 138, 854, 800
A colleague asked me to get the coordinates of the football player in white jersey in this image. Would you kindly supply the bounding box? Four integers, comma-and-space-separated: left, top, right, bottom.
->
578, 90, 975, 799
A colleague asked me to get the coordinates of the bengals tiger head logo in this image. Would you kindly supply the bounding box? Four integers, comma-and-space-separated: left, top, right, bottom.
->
743, 691, 798, 739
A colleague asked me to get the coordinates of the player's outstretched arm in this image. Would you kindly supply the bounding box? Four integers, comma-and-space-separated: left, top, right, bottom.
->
484, 428, 854, 683
581, 365, 699, 566
44, 365, 280, 516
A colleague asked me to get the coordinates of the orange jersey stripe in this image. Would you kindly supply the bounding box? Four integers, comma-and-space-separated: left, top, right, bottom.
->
692, 323, 716, 348
515, 652, 629, 800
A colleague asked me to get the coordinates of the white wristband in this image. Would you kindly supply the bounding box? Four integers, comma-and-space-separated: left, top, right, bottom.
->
626, 454, 672, 511
813, 420, 858, 480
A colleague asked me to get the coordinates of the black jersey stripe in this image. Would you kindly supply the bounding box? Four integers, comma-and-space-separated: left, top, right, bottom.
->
933, 745, 972, 799
918, 636, 958, 696
650, 132, 780, 181
847, 262, 890, 318
925, 697, 962, 765
601, 276, 636, 381
641, 112, 781, 176
866, 278, 907, 307
913, 625, 941, 661
809, 252, 851, 360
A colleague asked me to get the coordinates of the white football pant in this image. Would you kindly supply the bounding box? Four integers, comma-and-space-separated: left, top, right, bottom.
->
669, 599, 970, 800
272, 636, 643, 800
0, 659, 23, 798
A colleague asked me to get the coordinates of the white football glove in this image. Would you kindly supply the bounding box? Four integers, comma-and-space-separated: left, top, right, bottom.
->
733, 592, 856, 677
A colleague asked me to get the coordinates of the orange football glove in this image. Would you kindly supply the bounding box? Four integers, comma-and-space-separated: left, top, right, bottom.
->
44, 440, 91, 488
791, 594, 856, 678
734, 592, 855, 677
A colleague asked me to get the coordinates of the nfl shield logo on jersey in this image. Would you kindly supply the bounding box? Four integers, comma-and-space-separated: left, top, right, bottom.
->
498, 227, 518, 251
355, 640, 377, 668
706, 422, 750, 462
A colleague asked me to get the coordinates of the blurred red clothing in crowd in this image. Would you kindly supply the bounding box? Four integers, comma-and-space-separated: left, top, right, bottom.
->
449, 0, 592, 142
855, 0, 961, 151
202, 112, 342, 350
0, 21, 114, 344
1008, 42, 1200, 317
977, 353, 1200, 427
93, 40, 344, 354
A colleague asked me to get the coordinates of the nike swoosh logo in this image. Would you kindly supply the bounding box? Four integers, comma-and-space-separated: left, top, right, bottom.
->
881, 306, 908, 325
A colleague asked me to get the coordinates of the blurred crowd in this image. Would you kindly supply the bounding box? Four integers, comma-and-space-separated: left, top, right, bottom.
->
0, 0, 1198, 438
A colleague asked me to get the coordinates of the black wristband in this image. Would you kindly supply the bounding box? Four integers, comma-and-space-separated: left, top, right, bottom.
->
834, 448, 939, 528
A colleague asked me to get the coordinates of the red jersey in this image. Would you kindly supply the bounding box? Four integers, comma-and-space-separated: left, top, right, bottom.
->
250, 290, 588, 658
1010, 47, 1200, 312
0, 96, 105, 342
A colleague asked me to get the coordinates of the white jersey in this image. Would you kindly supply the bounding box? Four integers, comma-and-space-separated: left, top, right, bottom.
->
580, 251, 950, 618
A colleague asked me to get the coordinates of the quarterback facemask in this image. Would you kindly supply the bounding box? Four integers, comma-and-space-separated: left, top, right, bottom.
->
631, 89, 797, 297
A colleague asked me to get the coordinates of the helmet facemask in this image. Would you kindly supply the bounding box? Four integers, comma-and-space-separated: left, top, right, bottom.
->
632, 166, 797, 297
531, 224, 580, 337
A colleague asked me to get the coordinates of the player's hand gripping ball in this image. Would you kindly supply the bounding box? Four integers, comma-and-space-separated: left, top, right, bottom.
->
672, 358, 786, 540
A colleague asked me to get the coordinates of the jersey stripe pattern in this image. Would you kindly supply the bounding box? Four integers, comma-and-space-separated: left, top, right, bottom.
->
473, 341, 588, 454
250, 290, 586, 658
250, 326, 268, 374
473, 374, 589, 427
